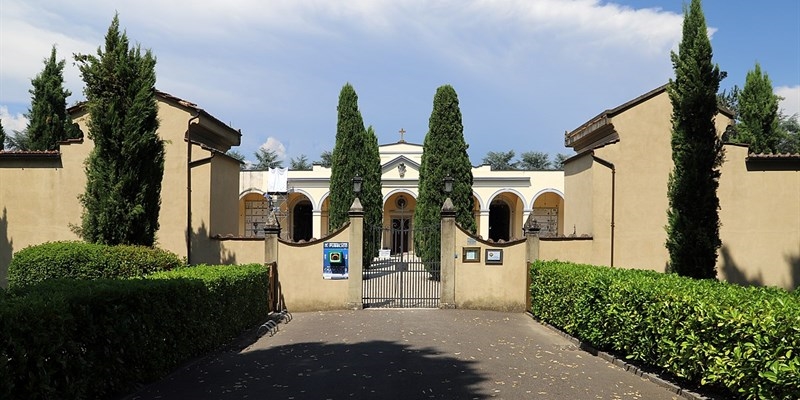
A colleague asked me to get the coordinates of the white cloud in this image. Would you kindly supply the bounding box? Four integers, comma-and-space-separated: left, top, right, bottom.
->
776, 86, 800, 117
0, 106, 28, 133
259, 137, 287, 161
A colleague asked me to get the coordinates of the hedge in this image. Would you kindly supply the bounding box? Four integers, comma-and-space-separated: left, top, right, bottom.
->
7, 241, 184, 289
0, 263, 269, 400
529, 260, 800, 400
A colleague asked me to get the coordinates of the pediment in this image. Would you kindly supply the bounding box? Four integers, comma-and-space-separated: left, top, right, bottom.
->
381, 155, 421, 180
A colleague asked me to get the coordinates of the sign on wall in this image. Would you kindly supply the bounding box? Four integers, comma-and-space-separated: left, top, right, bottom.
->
323, 242, 349, 279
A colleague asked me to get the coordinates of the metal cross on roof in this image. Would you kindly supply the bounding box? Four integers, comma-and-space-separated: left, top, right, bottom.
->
399, 128, 406, 142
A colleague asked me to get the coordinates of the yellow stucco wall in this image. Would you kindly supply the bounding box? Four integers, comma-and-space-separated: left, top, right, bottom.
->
0, 97, 243, 286
273, 228, 351, 311
452, 227, 528, 311
717, 145, 800, 288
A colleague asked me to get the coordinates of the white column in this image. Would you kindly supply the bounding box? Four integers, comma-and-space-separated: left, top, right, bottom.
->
479, 209, 490, 240
312, 209, 322, 239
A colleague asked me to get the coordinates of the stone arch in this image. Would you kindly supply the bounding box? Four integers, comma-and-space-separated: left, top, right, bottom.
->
487, 190, 525, 242
530, 189, 565, 237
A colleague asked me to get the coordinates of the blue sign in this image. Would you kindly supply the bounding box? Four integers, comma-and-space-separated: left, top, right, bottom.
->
323, 242, 349, 279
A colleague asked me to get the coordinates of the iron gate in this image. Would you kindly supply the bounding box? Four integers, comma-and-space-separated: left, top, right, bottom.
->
363, 220, 440, 308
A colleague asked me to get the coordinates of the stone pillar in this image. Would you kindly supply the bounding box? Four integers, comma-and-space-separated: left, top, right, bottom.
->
523, 212, 541, 312
264, 211, 282, 312
347, 198, 364, 309
440, 198, 457, 309
479, 209, 490, 240
312, 209, 322, 239
264, 210, 281, 265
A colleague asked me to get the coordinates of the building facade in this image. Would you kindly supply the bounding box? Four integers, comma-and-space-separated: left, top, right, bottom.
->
238, 140, 565, 254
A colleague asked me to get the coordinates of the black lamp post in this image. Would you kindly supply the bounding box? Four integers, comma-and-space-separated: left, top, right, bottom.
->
443, 174, 454, 194
352, 175, 363, 195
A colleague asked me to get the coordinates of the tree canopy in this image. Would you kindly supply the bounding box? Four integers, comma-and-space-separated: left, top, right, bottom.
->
665, 0, 723, 279
316, 150, 333, 168
254, 147, 283, 169
75, 14, 164, 246
415, 85, 475, 266
289, 154, 312, 171
734, 63, 782, 153
25, 45, 81, 150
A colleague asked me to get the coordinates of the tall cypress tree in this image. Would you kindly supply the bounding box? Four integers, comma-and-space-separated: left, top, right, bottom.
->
0, 120, 6, 151
665, 0, 724, 279
736, 63, 781, 154
75, 14, 164, 246
328, 84, 382, 264
25, 46, 81, 151
415, 85, 475, 265
362, 125, 383, 265
329, 83, 366, 231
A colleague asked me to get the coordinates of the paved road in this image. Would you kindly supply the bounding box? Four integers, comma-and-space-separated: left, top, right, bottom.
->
130, 310, 680, 400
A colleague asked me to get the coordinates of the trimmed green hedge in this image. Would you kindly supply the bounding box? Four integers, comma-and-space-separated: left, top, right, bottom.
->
529, 260, 800, 400
0, 263, 269, 400
7, 241, 184, 289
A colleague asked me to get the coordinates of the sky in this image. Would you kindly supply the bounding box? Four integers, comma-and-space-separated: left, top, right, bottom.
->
1, 0, 798, 165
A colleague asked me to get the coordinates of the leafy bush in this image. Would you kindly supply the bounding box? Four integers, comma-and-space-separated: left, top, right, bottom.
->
0, 263, 269, 399
529, 260, 800, 400
7, 241, 183, 289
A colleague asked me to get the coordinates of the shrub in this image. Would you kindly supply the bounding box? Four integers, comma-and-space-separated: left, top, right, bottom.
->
529, 260, 800, 400
0, 263, 269, 399
7, 241, 183, 289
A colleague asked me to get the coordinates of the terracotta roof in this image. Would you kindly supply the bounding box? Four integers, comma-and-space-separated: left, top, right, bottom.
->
565, 84, 735, 149
67, 90, 241, 141
747, 152, 800, 160
0, 150, 60, 158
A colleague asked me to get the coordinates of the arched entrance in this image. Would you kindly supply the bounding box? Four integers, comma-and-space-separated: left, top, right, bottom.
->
489, 200, 511, 242
531, 191, 564, 237
292, 200, 313, 241
383, 192, 416, 255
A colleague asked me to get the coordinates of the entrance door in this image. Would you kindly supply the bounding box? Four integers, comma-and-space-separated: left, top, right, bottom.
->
391, 217, 410, 255
489, 200, 511, 241
292, 201, 313, 241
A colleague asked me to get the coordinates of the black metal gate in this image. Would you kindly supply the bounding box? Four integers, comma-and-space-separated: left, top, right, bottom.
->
363, 220, 440, 308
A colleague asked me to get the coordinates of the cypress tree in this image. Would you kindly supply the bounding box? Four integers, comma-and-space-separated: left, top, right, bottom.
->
329, 83, 367, 231
415, 85, 475, 266
75, 14, 164, 246
736, 63, 781, 154
25, 46, 81, 151
665, 0, 724, 279
362, 125, 383, 265
0, 120, 5, 151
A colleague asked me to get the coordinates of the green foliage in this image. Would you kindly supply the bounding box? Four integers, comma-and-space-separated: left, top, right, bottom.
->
777, 113, 800, 154
519, 151, 552, 170
5, 129, 31, 151
329, 83, 381, 231
666, 0, 724, 279
226, 150, 246, 169
529, 260, 800, 400
7, 241, 183, 289
289, 154, 312, 170
75, 14, 164, 246
734, 63, 781, 153
0, 263, 269, 400
362, 125, 383, 265
25, 46, 81, 151
254, 147, 283, 169
415, 85, 476, 265
0, 119, 5, 151
483, 150, 517, 170
316, 149, 333, 168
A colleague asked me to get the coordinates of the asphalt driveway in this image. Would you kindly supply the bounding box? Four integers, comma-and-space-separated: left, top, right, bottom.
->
129, 309, 680, 400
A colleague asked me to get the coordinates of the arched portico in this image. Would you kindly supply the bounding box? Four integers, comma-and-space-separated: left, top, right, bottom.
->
531, 190, 565, 236
486, 191, 525, 242
382, 191, 417, 255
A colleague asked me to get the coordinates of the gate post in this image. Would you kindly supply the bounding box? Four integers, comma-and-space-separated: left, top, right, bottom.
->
264, 211, 281, 312
440, 198, 457, 309
524, 213, 541, 312
347, 198, 364, 310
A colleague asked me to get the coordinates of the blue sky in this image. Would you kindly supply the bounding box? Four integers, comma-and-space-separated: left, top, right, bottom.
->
1, 1, 798, 165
